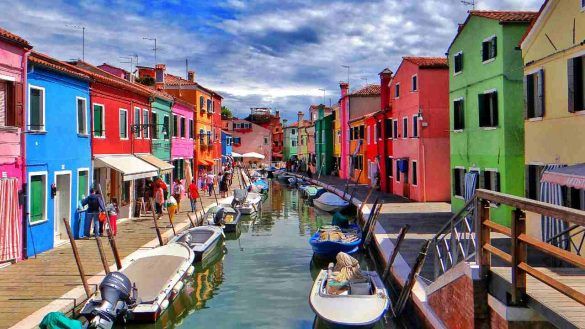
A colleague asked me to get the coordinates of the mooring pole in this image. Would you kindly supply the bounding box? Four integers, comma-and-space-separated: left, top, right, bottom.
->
63, 218, 91, 298
97, 184, 122, 270
358, 177, 378, 219
167, 209, 177, 236
393, 240, 430, 317
187, 213, 196, 227
364, 202, 382, 247
382, 224, 410, 281
94, 234, 110, 274
150, 197, 164, 246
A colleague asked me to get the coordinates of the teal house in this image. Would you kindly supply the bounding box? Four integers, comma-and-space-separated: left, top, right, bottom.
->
315, 105, 334, 176
149, 93, 174, 182
283, 121, 298, 161
448, 11, 536, 226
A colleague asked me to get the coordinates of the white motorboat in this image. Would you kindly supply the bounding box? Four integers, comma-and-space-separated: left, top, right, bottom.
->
226, 189, 263, 215
309, 269, 389, 328
169, 225, 224, 262
313, 192, 350, 213
80, 243, 195, 328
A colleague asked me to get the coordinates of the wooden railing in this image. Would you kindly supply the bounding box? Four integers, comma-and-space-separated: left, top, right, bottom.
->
475, 189, 585, 306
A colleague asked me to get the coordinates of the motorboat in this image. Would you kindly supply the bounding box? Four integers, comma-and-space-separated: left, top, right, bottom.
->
228, 189, 263, 215
250, 178, 269, 194
277, 173, 294, 183
300, 185, 326, 200
169, 226, 224, 262
309, 225, 361, 259
309, 254, 389, 328
80, 243, 195, 328
203, 205, 242, 233
313, 192, 350, 213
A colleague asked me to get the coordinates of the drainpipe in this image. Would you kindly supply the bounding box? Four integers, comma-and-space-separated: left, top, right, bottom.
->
21, 48, 31, 258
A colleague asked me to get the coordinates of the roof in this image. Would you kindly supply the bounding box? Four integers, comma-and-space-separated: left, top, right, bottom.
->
349, 84, 381, 96
0, 27, 31, 49
29, 51, 89, 81
164, 73, 223, 99
447, 10, 538, 53
403, 56, 448, 69
519, 0, 549, 48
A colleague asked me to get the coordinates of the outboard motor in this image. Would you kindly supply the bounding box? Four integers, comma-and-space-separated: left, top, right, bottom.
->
213, 207, 226, 226
231, 189, 247, 207
89, 271, 134, 329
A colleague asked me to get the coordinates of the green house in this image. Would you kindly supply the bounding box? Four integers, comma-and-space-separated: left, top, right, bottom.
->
315, 105, 334, 176
448, 11, 535, 226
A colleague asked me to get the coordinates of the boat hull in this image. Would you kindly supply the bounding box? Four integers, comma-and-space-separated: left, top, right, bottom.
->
313, 199, 348, 213
309, 230, 361, 259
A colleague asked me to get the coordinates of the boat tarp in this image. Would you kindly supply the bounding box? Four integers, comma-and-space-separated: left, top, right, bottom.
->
316, 192, 349, 206
121, 255, 186, 303
136, 153, 174, 174
94, 155, 158, 181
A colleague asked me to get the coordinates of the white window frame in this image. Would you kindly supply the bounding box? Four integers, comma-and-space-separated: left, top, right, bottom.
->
142, 108, 149, 139
119, 108, 128, 140
402, 116, 408, 139
77, 168, 90, 203
28, 171, 48, 225
482, 35, 497, 64
453, 51, 463, 76
92, 103, 106, 139
412, 160, 418, 186
28, 84, 46, 132
133, 106, 141, 139
481, 88, 498, 130
76, 96, 88, 136
411, 74, 418, 92
412, 115, 419, 138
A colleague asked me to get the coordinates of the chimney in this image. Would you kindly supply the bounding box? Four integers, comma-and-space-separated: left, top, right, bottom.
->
379, 68, 393, 111
275, 110, 280, 118
155, 64, 166, 90
187, 70, 195, 82
297, 111, 304, 126
340, 82, 349, 98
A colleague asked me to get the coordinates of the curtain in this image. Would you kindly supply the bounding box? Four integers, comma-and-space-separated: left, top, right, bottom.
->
0, 178, 22, 262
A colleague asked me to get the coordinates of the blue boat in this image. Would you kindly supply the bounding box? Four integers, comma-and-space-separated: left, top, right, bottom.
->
250, 178, 269, 193
309, 225, 362, 259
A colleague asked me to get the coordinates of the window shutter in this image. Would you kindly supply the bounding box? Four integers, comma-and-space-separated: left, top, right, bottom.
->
478, 171, 485, 189
491, 91, 499, 126
14, 82, 23, 128
568, 57, 576, 113
493, 172, 500, 192
523, 75, 529, 119
536, 69, 545, 117
452, 169, 457, 195
492, 37, 497, 58
482, 42, 488, 61
478, 94, 485, 126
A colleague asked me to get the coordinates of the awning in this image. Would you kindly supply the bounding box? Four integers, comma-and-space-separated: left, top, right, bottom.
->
541, 164, 585, 189
94, 155, 158, 181
136, 154, 174, 174
231, 152, 242, 157
242, 152, 265, 159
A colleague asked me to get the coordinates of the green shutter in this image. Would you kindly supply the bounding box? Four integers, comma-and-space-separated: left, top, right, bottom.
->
93, 105, 103, 136
536, 70, 545, 118
29, 88, 41, 129
30, 175, 44, 223
78, 171, 88, 204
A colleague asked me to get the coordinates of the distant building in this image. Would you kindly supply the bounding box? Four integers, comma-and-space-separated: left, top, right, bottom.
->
282, 120, 298, 161
221, 130, 232, 163
315, 105, 334, 176
227, 118, 271, 166
245, 107, 283, 162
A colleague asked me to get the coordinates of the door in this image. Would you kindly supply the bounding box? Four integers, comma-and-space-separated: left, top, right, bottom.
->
54, 173, 71, 244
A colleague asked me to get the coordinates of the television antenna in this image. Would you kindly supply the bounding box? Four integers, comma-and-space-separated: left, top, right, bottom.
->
461, 0, 476, 9
65, 24, 85, 61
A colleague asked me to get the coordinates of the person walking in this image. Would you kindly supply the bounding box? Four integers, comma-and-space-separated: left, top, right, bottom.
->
154, 183, 165, 219
172, 178, 185, 212
80, 188, 106, 238
219, 173, 229, 198
205, 171, 214, 196
188, 179, 199, 213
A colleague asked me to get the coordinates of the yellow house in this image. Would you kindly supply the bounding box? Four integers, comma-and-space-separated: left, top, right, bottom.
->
521, 0, 585, 241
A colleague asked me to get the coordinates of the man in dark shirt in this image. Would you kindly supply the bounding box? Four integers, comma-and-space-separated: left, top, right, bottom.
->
81, 188, 106, 238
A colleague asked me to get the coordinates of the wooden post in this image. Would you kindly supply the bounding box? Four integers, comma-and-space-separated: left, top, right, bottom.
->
94, 235, 110, 274
167, 209, 177, 236
358, 177, 378, 218
475, 199, 491, 277
96, 183, 122, 270
364, 202, 382, 247
63, 218, 91, 298
394, 240, 430, 317
511, 208, 527, 306
383, 224, 410, 281
150, 198, 164, 246
187, 213, 196, 228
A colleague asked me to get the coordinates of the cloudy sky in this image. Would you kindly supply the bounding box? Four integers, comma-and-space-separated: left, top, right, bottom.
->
0, 0, 541, 121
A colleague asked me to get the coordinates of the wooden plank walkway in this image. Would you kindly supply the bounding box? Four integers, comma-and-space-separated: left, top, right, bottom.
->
492, 267, 585, 328
0, 179, 238, 329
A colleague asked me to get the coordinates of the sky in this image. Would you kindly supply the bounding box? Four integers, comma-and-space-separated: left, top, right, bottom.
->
0, 0, 542, 121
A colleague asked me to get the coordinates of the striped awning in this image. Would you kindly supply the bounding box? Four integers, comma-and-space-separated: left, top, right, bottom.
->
540, 164, 568, 250
0, 178, 22, 262
541, 163, 585, 190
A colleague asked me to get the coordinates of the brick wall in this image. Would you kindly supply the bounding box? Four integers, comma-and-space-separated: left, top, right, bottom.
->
490, 309, 555, 329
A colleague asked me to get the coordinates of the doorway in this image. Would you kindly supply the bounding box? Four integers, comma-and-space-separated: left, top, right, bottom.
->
54, 172, 71, 246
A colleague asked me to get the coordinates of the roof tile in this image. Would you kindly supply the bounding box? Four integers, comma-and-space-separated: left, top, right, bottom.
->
29, 51, 89, 80
0, 27, 31, 48
469, 10, 538, 23
350, 84, 381, 96
403, 56, 448, 69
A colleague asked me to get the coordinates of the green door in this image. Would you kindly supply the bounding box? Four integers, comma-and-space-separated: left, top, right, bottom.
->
93, 104, 103, 137
78, 171, 88, 207
30, 175, 45, 223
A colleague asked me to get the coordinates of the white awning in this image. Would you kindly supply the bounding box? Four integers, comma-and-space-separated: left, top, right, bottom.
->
231, 152, 243, 157
94, 155, 158, 181
136, 153, 174, 173
242, 152, 265, 159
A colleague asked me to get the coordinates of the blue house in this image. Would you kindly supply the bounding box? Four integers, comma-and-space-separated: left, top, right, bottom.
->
221, 130, 232, 163
25, 52, 92, 256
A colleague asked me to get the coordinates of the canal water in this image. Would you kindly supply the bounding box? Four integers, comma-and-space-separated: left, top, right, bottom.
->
129, 182, 400, 329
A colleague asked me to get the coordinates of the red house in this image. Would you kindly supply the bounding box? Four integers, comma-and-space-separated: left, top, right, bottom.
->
388, 57, 450, 202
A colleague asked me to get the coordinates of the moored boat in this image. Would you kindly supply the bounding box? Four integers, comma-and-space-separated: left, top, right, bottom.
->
227, 189, 262, 215
203, 205, 242, 233
313, 192, 350, 213
309, 225, 361, 259
169, 226, 224, 263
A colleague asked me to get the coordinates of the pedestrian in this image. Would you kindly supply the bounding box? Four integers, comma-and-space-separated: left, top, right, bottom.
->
80, 188, 106, 238
154, 183, 164, 219
188, 179, 199, 213
206, 171, 214, 196
172, 178, 185, 212
220, 173, 229, 197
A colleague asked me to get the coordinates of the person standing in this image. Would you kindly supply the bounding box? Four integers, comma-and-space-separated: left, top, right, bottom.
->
81, 188, 106, 238
172, 178, 185, 212
154, 184, 164, 219
219, 173, 229, 198
188, 179, 199, 213
206, 171, 214, 196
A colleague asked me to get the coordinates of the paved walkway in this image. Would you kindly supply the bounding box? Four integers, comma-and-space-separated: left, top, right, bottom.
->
0, 178, 239, 329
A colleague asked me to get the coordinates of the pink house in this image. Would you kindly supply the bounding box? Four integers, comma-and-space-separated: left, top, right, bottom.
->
228, 118, 272, 166
389, 57, 450, 202
339, 82, 350, 179
0, 27, 32, 262
171, 97, 195, 183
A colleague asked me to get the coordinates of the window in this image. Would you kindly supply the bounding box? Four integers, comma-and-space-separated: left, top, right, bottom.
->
412, 115, 419, 138
134, 107, 141, 138
395, 161, 400, 182
412, 75, 418, 92
525, 70, 545, 119
395, 83, 400, 98
479, 91, 498, 128
567, 187, 585, 210
480, 170, 500, 192
453, 99, 464, 130
77, 97, 87, 135
172, 114, 178, 138
482, 36, 497, 62
93, 104, 105, 137
291, 128, 296, 135
142, 109, 149, 138
151, 111, 158, 139
384, 118, 392, 138
28, 85, 45, 131
359, 125, 365, 139
77, 169, 89, 203
392, 119, 398, 139
525, 164, 545, 200
386, 157, 393, 178
0, 80, 16, 128
264, 137, 269, 145
199, 96, 204, 111
453, 167, 466, 197
163, 115, 170, 140
207, 99, 213, 113
207, 131, 212, 144
454, 52, 463, 74
412, 161, 418, 185
568, 55, 585, 113
402, 117, 408, 138
233, 137, 241, 144
352, 155, 363, 170
119, 109, 128, 139
180, 117, 186, 138
375, 121, 381, 140
199, 129, 205, 144
189, 119, 194, 139
29, 172, 47, 224
292, 140, 297, 147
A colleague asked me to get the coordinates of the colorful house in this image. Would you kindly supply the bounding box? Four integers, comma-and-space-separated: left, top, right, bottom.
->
297, 111, 314, 170
448, 10, 537, 225
282, 120, 298, 161
315, 105, 334, 176
0, 27, 31, 262
332, 104, 341, 173
245, 108, 283, 163
171, 97, 195, 184
25, 52, 92, 255
229, 118, 272, 167
388, 57, 450, 202
212, 93, 223, 172
221, 130, 232, 162
338, 82, 350, 179
520, 0, 585, 240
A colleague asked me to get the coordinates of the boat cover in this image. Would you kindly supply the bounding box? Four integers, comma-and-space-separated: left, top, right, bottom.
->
315, 192, 349, 206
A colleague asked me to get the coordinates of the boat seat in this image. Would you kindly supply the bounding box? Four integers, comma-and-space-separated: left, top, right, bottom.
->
189, 231, 214, 244
349, 279, 372, 295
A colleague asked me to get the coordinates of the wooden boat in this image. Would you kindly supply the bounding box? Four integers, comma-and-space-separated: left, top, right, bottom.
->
309, 225, 361, 259
169, 226, 224, 262
203, 205, 242, 233
80, 243, 195, 328
309, 269, 389, 328
313, 192, 350, 213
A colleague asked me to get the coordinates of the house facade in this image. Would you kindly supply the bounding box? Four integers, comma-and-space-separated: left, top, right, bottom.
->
25, 52, 92, 255
448, 11, 536, 225
212, 93, 223, 172
282, 121, 298, 161
245, 107, 283, 163
389, 57, 451, 202
0, 28, 31, 262
371, 68, 393, 193
332, 104, 341, 172
521, 0, 585, 240
221, 130, 232, 162
229, 118, 271, 167
171, 97, 195, 184
339, 82, 350, 179
315, 105, 334, 176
